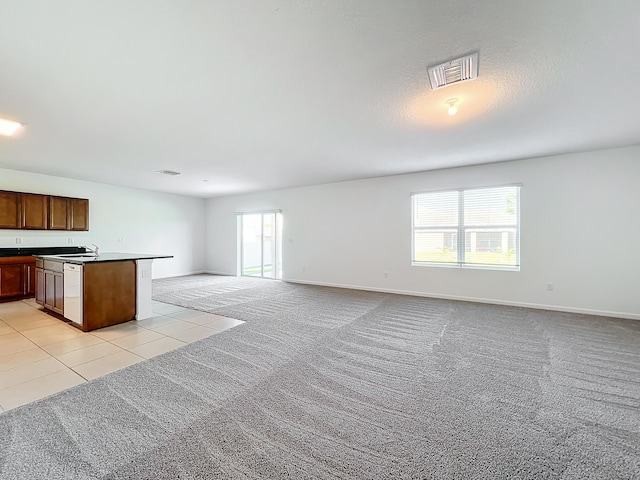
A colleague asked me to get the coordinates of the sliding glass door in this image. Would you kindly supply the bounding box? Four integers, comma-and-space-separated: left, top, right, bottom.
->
238, 211, 282, 279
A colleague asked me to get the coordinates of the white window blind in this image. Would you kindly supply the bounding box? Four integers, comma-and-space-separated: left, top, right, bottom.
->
412, 185, 520, 269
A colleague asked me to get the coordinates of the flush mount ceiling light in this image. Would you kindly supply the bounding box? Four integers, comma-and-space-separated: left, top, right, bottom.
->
446, 98, 458, 115
0, 117, 24, 136
157, 170, 181, 176
427, 52, 479, 90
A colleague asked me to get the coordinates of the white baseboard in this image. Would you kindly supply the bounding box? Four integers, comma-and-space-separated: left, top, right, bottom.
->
153, 270, 207, 280
203, 270, 237, 276
283, 278, 640, 321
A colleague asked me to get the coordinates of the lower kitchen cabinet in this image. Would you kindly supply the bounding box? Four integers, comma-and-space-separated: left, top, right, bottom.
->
36, 265, 45, 304
25, 263, 36, 296
0, 256, 37, 300
44, 271, 64, 314
0, 263, 23, 298
36, 259, 64, 314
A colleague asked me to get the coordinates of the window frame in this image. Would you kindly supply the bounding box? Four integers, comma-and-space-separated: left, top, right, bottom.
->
411, 184, 521, 271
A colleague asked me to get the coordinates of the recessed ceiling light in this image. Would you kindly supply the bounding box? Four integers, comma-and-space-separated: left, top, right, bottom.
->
157, 170, 181, 176
0, 117, 23, 136
427, 52, 479, 90
446, 98, 459, 115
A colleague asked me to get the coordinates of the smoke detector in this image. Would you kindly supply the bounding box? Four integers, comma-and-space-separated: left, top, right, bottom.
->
157, 170, 181, 176
427, 52, 479, 90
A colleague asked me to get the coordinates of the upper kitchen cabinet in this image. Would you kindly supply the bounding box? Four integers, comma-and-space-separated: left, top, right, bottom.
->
0, 191, 21, 229
21, 193, 48, 229
48, 195, 69, 230
48, 196, 89, 231
0, 190, 89, 231
69, 198, 89, 231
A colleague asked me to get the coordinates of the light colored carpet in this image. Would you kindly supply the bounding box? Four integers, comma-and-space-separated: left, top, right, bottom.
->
1, 274, 639, 479
152, 274, 299, 319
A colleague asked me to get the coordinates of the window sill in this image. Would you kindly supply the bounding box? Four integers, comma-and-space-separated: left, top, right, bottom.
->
411, 262, 520, 272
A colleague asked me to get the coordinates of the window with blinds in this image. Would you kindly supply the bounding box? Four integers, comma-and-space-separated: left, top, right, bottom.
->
412, 185, 520, 269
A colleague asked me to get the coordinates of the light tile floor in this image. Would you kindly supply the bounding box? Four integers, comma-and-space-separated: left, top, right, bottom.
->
0, 299, 244, 413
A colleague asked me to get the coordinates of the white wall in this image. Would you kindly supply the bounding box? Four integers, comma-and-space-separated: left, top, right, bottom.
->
206, 145, 640, 319
0, 169, 206, 278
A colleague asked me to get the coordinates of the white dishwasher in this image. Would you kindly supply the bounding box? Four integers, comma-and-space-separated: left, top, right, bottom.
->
63, 263, 83, 327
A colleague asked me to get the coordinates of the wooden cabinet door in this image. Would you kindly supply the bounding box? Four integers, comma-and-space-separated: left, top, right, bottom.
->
44, 270, 56, 309
36, 267, 45, 305
0, 264, 24, 298
48, 196, 69, 230
0, 191, 21, 229
53, 272, 64, 314
24, 263, 36, 295
69, 198, 89, 231
44, 266, 64, 313
21, 193, 48, 229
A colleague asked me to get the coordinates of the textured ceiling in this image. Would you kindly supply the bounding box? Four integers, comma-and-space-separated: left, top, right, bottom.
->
1, 1, 639, 198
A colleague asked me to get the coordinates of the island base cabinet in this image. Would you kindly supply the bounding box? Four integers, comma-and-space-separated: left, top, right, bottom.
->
82, 261, 136, 331
44, 270, 64, 315
35, 266, 45, 305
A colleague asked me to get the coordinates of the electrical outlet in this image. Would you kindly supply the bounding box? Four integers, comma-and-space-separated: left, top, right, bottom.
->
384, 272, 389, 278
302, 266, 306, 272
118, 237, 125, 243
546, 283, 554, 292
67, 238, 74, 244
15, 237, 23, 245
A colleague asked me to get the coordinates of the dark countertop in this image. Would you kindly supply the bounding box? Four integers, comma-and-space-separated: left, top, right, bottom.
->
0, 246, 86, 257
34, 252, 173, 264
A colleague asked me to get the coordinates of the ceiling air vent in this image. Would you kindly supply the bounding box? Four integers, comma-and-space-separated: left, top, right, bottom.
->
427, 52, 479, 90
157, 170, 181, 176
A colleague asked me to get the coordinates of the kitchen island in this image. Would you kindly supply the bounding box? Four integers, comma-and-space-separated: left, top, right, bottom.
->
35, 252, 172, 332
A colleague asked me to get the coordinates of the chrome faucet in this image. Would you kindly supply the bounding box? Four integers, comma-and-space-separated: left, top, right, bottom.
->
84, 244, 100, 256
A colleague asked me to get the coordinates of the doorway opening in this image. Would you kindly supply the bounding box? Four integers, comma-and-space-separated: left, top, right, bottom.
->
237, 211, 282, 279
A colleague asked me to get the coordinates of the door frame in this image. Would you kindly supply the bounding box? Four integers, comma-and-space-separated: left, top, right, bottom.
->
236, 210, 282, 279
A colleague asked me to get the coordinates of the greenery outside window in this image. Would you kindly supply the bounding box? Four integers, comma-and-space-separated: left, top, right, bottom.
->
412, 185, 520, 270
